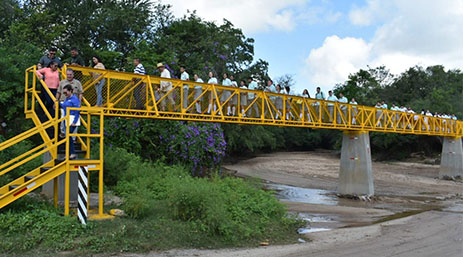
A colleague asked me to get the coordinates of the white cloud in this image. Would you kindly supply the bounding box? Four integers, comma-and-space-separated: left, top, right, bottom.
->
348, 0, 393, 26
304, 0, 463, 88
163, 0, 306, 33
305, 36, 371, 87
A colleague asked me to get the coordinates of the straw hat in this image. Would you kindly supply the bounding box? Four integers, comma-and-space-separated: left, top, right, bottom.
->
157, 62, 165, 68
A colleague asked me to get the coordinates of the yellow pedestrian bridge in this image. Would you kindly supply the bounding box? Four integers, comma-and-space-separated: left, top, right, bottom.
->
0, 65, 462, 218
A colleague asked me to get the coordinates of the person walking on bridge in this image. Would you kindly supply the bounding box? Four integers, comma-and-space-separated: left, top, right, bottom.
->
230, 75, 238, 116
314, 87, 325, 121
207, 71, 218, 114
193, 74, 204, 114
91, 56, 106, 107
349, 97, 358, 124
337, 92, 348, 124
326, 90, 337, 122
222, 73, 233, 116
247, 77, 260, 118
180, 66, 190, 112
239, 80, 248, 117
157, 62, 175, 112
133, 58, 146, 110
299, 89, 311, 122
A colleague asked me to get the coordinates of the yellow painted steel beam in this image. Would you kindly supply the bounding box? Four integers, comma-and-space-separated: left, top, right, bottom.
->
62, 65, 461, 136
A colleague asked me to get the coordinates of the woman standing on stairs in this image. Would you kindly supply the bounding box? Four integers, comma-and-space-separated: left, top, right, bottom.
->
59, 84, 81, 160
36, 61, 60, 113
91, 56, 105, 107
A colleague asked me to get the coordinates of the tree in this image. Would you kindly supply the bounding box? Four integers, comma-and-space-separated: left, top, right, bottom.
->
150, 13, 268, 83
275, 74, 295, 90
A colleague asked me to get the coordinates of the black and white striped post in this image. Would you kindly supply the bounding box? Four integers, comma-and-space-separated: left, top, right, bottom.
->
77, 166, 88, 225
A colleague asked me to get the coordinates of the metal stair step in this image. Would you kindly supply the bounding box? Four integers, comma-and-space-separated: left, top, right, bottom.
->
40, 167, 52, 173
9, 185, 19, 191
25, 176, 35, 182
57, 149, 86, 155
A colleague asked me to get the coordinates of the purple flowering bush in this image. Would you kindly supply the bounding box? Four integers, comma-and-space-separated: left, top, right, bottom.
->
103, 118, 226, 176
160, 122, 226, 175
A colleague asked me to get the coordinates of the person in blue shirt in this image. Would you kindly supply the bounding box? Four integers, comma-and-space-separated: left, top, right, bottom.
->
59, 84, 81, 159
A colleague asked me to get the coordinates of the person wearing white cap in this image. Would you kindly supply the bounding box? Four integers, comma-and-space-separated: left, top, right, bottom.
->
157, 62, 175, 111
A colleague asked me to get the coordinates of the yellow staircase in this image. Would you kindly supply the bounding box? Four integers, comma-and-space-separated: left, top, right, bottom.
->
0, 66, 104, 216
0, 64, 462, 216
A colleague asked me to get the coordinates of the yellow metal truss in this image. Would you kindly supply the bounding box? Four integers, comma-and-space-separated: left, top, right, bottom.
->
65, 65, 462, 136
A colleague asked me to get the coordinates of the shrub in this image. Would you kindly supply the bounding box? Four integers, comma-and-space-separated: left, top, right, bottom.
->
113, 157, 299, 242
159, 122, 226, 175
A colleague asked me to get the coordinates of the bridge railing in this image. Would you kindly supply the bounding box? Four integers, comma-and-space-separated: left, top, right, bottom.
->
59, 65, 463, 137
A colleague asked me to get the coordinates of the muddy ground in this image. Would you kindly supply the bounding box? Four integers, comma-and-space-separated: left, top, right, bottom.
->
127, 151, 463, 257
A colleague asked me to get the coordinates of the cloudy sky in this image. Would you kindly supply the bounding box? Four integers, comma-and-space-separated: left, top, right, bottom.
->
164, 0, 463, 95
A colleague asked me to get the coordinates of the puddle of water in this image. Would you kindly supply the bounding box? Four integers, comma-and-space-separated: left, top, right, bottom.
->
266, 184, 338, 205
297, 227, 331, 234
442, 202, 463, 213
296, 212, 335, 222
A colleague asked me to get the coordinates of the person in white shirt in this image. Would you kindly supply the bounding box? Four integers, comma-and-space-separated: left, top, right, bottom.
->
133, 58, 146, 110
221, 73, 233, 115
284, 86, 295, 120
299, 89, 311, 122
264, 79, 276, 119
207, 71, 218, 114
326, 90, 337, 122
374, 101, 383, 127
230, 75, 238, 116
180, 66, 190, 112
247, 77, 260, 117
238, 80, 248, 117
381, 100, 388, 109
313, 87, 325, 121
274, 84, 283, 119
157, 63, 175, 112
349, 97, 358, 124
337, 92, 348, 124
193, 74, 204, 114
390, 104, 399, 127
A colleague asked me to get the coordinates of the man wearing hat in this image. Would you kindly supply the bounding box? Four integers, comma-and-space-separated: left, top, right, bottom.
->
157, 62, 175, 111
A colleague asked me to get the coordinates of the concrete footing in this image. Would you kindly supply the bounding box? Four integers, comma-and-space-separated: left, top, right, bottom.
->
338, 131, 374, 196
439, 137, 463, 179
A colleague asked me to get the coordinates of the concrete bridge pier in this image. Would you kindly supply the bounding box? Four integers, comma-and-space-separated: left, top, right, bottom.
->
338, 131, 374, 196
439, 137, 463, 179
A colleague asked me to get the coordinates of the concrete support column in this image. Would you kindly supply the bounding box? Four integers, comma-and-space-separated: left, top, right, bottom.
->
439, 137, 463, 179
338, 131, 374, 196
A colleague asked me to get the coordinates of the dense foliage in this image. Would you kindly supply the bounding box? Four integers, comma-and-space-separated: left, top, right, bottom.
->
0, 147, 302, 255
103, 118, 226, 175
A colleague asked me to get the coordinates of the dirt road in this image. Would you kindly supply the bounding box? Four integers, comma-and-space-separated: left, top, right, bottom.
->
135, 211, 462, 257
129, 151, 463, 257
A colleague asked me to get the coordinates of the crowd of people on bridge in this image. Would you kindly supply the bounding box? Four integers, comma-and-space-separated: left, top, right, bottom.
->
35, 47, 460, 153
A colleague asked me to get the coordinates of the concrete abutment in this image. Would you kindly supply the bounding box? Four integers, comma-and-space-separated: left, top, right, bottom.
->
439, 137, 463, 179
338, 131, 374, 196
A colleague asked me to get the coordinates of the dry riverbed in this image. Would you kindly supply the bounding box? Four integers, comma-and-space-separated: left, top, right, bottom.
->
125, 151, 463, 257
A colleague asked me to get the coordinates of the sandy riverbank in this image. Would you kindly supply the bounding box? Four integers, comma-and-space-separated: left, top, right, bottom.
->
124, 151, 463, 257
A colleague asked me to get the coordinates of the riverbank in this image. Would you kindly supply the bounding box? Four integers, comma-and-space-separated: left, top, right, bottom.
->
131, 150, 463, 257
